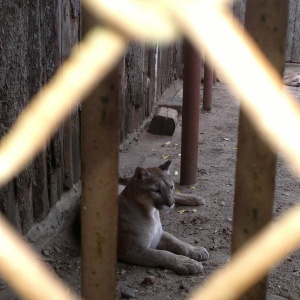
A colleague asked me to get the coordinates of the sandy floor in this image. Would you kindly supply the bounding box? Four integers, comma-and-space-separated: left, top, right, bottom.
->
1, 77, 299, 300
116, 81, 300, 300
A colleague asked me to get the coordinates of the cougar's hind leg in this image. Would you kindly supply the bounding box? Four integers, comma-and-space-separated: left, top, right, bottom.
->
119, 247, 203, 275
174, 193, 205, 206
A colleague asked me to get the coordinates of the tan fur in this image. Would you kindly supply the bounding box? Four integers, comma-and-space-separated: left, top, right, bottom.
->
118, 160, 208, 275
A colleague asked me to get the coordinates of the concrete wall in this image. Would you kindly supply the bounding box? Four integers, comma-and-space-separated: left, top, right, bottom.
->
119, 42, 183, 141
0, 2, 183, 234
0, 1, 81, 234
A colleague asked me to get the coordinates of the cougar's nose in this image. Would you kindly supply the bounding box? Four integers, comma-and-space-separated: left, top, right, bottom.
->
167, 200, 175, 208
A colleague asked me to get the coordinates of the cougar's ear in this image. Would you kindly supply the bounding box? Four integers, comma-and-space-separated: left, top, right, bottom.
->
134, 167, 150, 181
158, 160, 172, 175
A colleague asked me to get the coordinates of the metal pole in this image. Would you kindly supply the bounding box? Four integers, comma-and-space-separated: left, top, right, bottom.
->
203, 63, 213, 111
231, 1, 288, 300
81, 9, 119, 300
213, 71, 217, 84
180, 39, 201, 185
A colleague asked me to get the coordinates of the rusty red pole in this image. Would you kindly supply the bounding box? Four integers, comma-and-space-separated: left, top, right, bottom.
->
213, 71, 217, 84
203, 63, 213, 111
180, 39, 201, 185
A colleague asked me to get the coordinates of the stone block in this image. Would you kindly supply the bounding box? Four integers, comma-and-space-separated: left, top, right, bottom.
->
148, 107, 178, 136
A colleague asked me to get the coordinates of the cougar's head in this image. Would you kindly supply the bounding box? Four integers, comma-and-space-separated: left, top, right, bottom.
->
133, 160, 175, 213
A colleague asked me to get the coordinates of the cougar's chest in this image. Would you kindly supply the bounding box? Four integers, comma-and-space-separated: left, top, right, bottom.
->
149, 209, 163, 249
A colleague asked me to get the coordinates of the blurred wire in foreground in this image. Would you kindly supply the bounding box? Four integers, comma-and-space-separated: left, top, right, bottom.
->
0, 1, 299, 300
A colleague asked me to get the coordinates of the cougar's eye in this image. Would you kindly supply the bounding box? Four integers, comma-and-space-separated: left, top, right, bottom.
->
151, 189, 161, 195
170, 185, 174, 189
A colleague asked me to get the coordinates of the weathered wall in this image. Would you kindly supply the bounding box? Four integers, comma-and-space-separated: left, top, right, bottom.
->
233, 0, 300, 63
120, 42, 183, 141
286, 0, 300, 62
0, 1, 182, 234
0, 1, 81, 234
233, 0, 246, 25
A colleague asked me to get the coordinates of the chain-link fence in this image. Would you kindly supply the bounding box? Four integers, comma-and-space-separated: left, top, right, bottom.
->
0, 1, 299, 299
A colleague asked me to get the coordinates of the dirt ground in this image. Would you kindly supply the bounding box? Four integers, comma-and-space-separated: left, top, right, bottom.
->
1, 73, 300, 299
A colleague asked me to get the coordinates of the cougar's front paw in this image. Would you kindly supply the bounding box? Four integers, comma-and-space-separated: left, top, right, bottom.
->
174, 256, 203, 275
192, 195, 205, 206
189, 246, 209, 261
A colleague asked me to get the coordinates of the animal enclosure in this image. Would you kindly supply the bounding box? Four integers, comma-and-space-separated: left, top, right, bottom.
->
0, 1, 300, 300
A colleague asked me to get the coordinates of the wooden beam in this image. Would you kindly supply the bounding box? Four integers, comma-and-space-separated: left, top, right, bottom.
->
231, 1, 289, 300
81, 9, 119, 300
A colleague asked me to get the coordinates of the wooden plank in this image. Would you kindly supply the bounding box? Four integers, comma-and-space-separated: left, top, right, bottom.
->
290, 1, 300, 62
61, 0, 73, 189
0, 182, 21, 231
20, 182, 34, 234
7, 182, 21, 231
42, 0, 62, 82
143, 45, 149, 117
60, 0, 80, 189
285, 0, 296, 61
144, 47, 150, 116
46, 136, 64, 206
68, 0, 81, 184
52, 132, 64, 195
68, 0, 81, 44
47, 145, 58, 207
160, 47, 167, 94
148, 47, 157, 112
39, 0, 62, 210
72, 108, 81, 183
17, 176, 34, 233
63, 116, 74, 189
57, 128, 65, 198
15, 168, 35, 234
134, 106, 141, 130
0, 187, 7, 216
81, 8, 119, 299
119, 58, 127, 142
0, 2, 43, 232
231, 1, 288, 299
232, 0, 300, 63
81, 65, 120, 299
61, 0, 71, 61
0, 1, 53, 231
119, 59, 125, 141
160, 46, 174, 94
41, 151, 51, 214
156, 46, 163, 99
32, 152, 50, 222
124, 42, 145, 133
174, 40, 183, 80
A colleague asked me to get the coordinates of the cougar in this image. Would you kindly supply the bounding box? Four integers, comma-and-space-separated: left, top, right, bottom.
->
118, 160, 209, 275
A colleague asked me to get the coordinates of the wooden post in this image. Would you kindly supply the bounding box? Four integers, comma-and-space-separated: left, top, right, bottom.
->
231, 1, 288, 300
81, 10, 119, 300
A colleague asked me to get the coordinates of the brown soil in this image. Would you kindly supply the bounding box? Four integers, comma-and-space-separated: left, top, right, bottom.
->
1, 78, 300, 300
